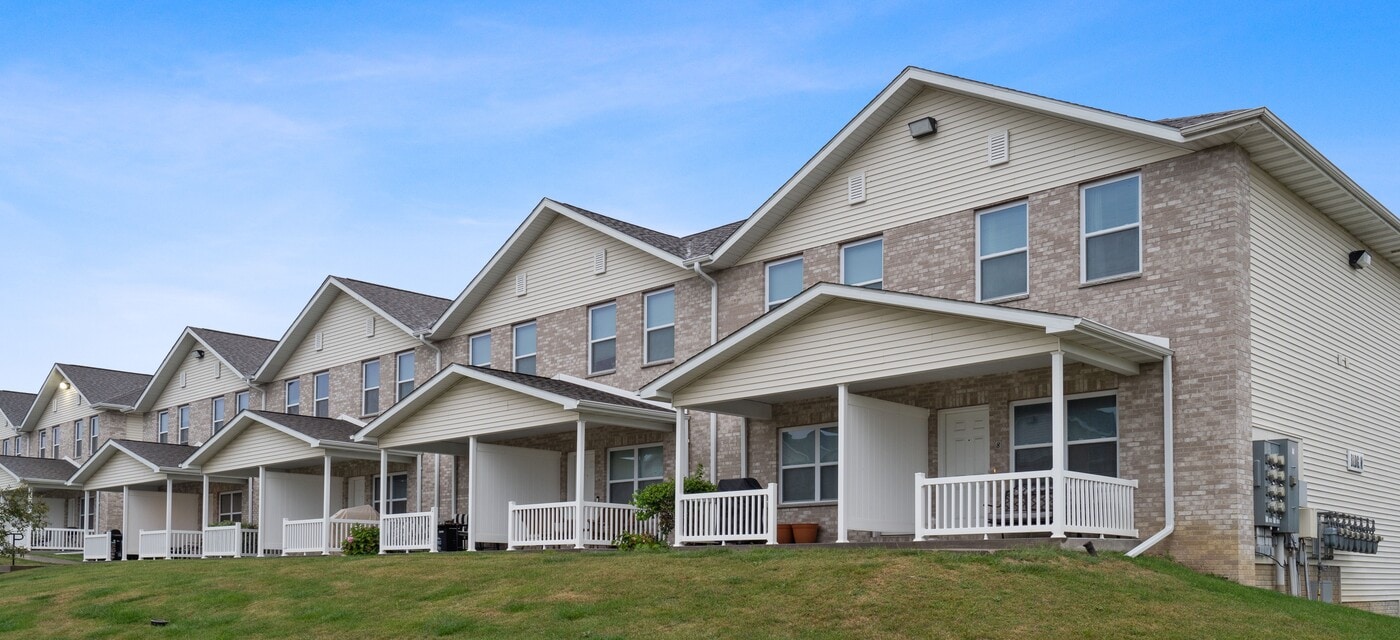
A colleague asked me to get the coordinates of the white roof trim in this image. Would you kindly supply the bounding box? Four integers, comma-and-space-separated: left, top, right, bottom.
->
254, 277, 423, 383
19, 365, 81, 432
68, 440, 163, 486
551, 374, 672, 410
133, 328, 249, 412
180, 410, 321, 468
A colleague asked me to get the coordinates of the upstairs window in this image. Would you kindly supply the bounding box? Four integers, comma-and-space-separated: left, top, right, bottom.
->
89, 416, 98, 452
1082, 174, 1142, 282
37, 430, 47, 458
644, 289, 676, 364
157, 411, 169, 443
396, 351, 416, 400
178, 405, 191, 444
51, 426, 60, 458
363, 360, 381, 415
313, 372, 330, 417
513, 322, 537, 375
285, 379, 301, 415
841, 237, 883, 289
212, 397, 226, 433
977, 201, 1029, 301
469, 333, 492, 368
3, 439, 8, 456
235, 390, 250, 414
74, 419, 84, 457
765, 256, 804, 311
589, 303, 617, 374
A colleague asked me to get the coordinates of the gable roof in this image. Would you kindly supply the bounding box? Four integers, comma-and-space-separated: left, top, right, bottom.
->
702, 66, 1400, 269
427, 198, 742, 340
20, 363, 151, 431
0, 391, 36, 426
133, 327, 278, 412
181, 410, 376, 469
0, 455, 79, 487
67, 438, 200, 486
253, 276, 451, 383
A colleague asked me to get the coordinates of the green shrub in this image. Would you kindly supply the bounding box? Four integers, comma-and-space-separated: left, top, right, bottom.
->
629, 466, 716, 539
613, 532, 666, 551
341, 524, 379, 556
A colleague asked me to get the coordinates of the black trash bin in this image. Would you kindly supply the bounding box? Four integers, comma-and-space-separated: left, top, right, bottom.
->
109, 529, 123, 561
437, 523, 468, 552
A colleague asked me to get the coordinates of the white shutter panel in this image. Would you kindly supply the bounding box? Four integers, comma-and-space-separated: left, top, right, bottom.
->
847, 172, 866, 204
515, 273, 528, 297
593, 248, 607, 274
987, 129, 1009, 166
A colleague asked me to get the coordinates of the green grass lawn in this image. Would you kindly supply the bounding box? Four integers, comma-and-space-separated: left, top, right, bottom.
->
0, 548, 1395, 639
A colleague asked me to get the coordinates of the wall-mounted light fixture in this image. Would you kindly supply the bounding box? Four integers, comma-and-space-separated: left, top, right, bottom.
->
58, 381, 70, 390
194, 349, 205, 359
1349, 250, 1372, 269
907, 116, 937, 139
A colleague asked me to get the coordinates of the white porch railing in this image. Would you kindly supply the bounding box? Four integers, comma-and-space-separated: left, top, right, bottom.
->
381, 508, 437, 552
137, 529, 203, 559
284, 517, 380, 555
914, 471, 1137, 539
204, 524, 259, 558
27, 527, 87, 551
330, 519, 379, 549
138, 530, 167, 559
507, 502, 660, 549
83, 532, 111, 561
675, 484, 779, 545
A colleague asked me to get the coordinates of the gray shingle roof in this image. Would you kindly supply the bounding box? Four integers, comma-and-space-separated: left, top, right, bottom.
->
58, 364, 152, 407
555, 201, 744, 261
189, 328, 277, 378
335, 277, 452, 333
112, 439, 200, 469
1156, 109, 1252, 129
0, 455, 79, 481
0, 391, 37, 425
248, 411, 363, 444
467, 366, 665, 412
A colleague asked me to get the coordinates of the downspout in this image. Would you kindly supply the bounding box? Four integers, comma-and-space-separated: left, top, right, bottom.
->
1127, 354, 1174, 557
690, 261, 719, 482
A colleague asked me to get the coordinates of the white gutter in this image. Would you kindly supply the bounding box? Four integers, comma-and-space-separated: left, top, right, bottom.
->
1127, 354, 1174, 557
690, 261, 720, 482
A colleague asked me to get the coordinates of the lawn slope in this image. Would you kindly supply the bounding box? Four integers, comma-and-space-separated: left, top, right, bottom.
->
0, 548, 1395, 639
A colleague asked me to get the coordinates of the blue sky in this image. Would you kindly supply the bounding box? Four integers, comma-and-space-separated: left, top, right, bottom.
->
1, 1, 1398, 391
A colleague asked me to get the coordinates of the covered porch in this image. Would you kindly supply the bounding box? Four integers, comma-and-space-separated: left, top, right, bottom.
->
642, 284, 1172, 545
67, 439, 204, 560
356, 365, 675, 551
0, 455, 89, 553
182, 410, 416, 556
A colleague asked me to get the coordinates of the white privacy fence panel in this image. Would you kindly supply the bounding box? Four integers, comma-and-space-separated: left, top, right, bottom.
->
508, 501, 578, 548
382, 508, 437, 552
844, 394, 929, 534
138, 530, 168, 559
83, 532, 111, 561
1063, 471, 1138, 538
676, 485, 778, 545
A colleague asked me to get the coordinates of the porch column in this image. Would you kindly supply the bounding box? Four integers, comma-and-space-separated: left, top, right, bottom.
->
121, 486, 129, 561
165, 478, 174, 559
256, 466, 266, 558
466, 436, 478, 552
378, 449, 388, 555
673, 409, 687, 547
837, 384, 849, 543
201, 475, 210, 559
574, 419, 586, 549
322, 453, 332, 556
1050, 350, 1067, 539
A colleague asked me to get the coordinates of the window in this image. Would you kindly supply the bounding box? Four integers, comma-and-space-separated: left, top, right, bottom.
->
589, 302, 617, 374
1012, 392, 1119, 477
977, 201, 1029, 301
469, 333, 492, 367
841, 237, 883, 289
74, 420, 84, 457
178, 405, 191, 444
313, 372, 330, 417
3, 439, 8, 456
51, 426, 59, 458
157, 411, 170, 443
212, 397, 226, 433
80, 493, 96, 530
644, 289, 675, 364
37, 430, 46, 457
218, 491, 243, 523
89, 416, 98, 453
235, 390, 250, 414
373, 473, 409, 515
513, 322, 537, 375
396, 351, 415, 400
765, 256, 804, 311
285, 379, 301, 415
608, 445, 665, 503
362, 360, 381, 415
1081, 174, 1142, 282
779, 425, 838, 503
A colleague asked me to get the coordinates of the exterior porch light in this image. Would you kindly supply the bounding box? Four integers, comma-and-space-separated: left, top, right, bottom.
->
907, 116, 937, 139
58, 381, 70, 390
1349, 250, 1372, 269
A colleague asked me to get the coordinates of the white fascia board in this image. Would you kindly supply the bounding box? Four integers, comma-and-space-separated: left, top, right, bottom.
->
572, 401, 675, 423
252, 277, 339, 383
1064, 320, 1174, 359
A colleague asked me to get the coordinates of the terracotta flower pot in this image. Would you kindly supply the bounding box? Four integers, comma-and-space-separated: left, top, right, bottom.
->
791, 523, 820, 544
777, 523, 794, 544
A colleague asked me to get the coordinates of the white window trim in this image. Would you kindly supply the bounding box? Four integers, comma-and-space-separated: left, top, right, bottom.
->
212, 396, 226, 433
588, 302, 618, 374
38, 430, 47, 458
778, 423, 839, 505
606, 443, 666, 504
1010, 390, 1120, 474
840, 236, 884, 289
373, 472, 410, 514
513, 322, 537, 374
395, 351, 416, 400
468, 333, 491, 367
178, 405, 191, 444
975, 200, 1030, 302
285, 380, 300, 414
643, 289, 675, 365
157, 411, 169, 443
89, 416, 98, 452
765, 255, 804, 312
1079, 173, 1143, 284
217, 491, 244, 523
362, 360, 381, 416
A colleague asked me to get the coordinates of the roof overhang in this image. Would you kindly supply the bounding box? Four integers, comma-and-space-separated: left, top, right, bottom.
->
181, 411, 400, 471
427, 198, 691, 340
19, 365, 82, 433
0, 462, 74, 491
133, 328, 250, 412
68, 440, 200, 489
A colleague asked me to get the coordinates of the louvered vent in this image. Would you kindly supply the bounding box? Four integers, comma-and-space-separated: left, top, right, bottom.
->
987, 129, 1010, 166
847, 172, 866, 204
179, 371, 187, 388
593, 248, 607, 274
314, 331, 324, 351
365, 317, 376, 337
515, 273, 528, 297
215, 362, 222, 379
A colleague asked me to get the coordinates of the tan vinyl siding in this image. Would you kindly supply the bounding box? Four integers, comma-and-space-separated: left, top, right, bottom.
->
740, 88, 1188, 264
123, 414, 143, 442
454, 217, 692, 338
277, 293, 419, 380
672, 299, 1058, 406
37, 385, 93, 431
378, 378, 577, 449
1248, 165, 1400, 603
85, 452, 157, 490
151, 353, 240, 412
0, 470, 20, 490
203, 427, 317, 475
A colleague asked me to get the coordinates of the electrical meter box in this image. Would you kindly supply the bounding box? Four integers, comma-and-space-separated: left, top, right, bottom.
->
1253, 439, 1301, 532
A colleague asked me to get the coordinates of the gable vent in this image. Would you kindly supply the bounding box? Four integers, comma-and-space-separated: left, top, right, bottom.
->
365, 317, 376, 338
215, 362, 222, 379
847, 172, 867, 204
987, 129, 1010, 166
515, 272, 528, 297
179, 371, 187, 388
314, 331, 324, 351
593, 248, 607, 275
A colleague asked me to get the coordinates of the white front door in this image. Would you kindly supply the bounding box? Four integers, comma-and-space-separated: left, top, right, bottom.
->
939, 406, 990, 477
